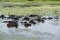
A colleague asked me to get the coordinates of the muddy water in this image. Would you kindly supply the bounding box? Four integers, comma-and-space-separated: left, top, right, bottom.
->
0, 18, 60, 40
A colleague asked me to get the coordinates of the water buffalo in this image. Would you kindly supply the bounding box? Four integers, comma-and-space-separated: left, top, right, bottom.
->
7, 15, 15, 19
41, 19, 45, 23
12, 17, 19, 20
48, 17, 53, 20
0, 15, 6, 19
35, 18, 41, 22
42, 17, 47, 20
34, 16, 45, 23
29, 14, 39, 17
23, 17, 30, 21
7, 15, 20, 20
29, 20, 36, 25
24, 22, 31, 28
15, 16, 22, 18
7, 21, 18, 28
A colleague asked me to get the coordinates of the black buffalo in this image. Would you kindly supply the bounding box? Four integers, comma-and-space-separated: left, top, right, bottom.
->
0, 15, 6, 19
23, 17, 30, 21
24, 22, 31, 28
7, 21, 18, 28
29, 20, 36, 25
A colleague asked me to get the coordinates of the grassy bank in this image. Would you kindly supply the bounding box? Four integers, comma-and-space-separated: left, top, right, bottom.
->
0, 0, 60, 2
0, 2, 60, 16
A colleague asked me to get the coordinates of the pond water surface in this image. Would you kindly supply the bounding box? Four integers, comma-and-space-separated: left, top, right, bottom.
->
0, 17, 60, 40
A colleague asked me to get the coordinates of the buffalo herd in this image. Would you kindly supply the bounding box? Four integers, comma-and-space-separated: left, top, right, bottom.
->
0, 14, 59, 28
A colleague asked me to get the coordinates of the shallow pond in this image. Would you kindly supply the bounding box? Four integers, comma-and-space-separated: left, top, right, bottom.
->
0, 17, 60, 40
